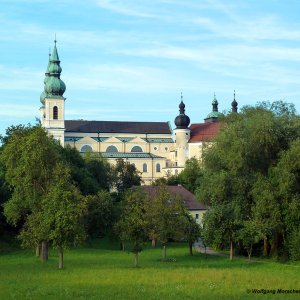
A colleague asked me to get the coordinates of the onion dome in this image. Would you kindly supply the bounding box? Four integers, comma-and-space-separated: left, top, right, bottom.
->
231, 90, 238, 113
41, 40, 66, 100
174, 93, 190, 129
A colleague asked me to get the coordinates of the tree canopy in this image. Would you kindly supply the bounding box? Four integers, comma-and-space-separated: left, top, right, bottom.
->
197, 101, 300, 260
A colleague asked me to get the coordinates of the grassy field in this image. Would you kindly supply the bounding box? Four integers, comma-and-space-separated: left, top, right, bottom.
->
0, 239, 300, 300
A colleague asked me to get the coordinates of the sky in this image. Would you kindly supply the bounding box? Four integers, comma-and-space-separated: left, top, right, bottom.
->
1, 0, 300, 136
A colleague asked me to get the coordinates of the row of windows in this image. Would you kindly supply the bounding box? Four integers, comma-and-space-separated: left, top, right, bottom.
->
132, 163, 161, 173
106, 145, 145, 153
82, 145, 166, 153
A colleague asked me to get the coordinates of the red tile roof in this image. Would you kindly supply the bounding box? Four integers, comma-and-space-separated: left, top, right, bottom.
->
140, 185, 207, 211
189, 122, 220, 142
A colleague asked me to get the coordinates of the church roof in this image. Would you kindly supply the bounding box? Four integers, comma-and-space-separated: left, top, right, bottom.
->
189, 122, 220, 142
65, 120, 172, 134
140, 185, 207, 211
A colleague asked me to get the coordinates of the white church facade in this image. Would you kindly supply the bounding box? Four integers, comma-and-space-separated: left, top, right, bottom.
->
40, 42, 237, 184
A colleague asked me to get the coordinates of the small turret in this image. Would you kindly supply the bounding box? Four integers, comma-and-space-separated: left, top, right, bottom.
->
205, 93, 223, 123
231, 90, 238, 113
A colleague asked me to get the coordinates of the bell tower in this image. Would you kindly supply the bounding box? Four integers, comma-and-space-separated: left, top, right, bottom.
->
174, 94, 190, 167
40, 40, 66, 146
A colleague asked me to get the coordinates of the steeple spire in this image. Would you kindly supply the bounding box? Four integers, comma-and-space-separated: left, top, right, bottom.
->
212, 92, 219, 112
179, 92, 185, 114
43, 40, 66, 99
231, 90, 238, 113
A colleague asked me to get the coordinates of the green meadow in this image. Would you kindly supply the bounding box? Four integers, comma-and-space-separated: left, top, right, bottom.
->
1, 239, 299, 300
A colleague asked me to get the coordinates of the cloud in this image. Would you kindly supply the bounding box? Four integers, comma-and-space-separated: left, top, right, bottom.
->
0, 65, 42, 90
96, 0, 158, 18
0, 104, 37, 118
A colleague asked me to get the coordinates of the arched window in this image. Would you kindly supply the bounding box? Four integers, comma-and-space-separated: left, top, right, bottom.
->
53, 106, 58, 120
106, 145, 118, 153
143, 163, 148, 172
156, 163, 161, 173
81, 145, 93, 152
131, 146, 143, 152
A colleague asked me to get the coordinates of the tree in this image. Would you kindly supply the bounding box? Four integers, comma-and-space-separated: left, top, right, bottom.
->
181, 211, 201, 255
114, 188, 147, 267
270, 139, 300, 260
1, 125, 88, 267
42, 163, 86, 269
144, 185, 186, 260
85, 191, 115, 238
178, 158, 203, 193
239, 220, 260, 261
113, 159, 142, 193
2, 125, 61, 261
60, 146, 112, 195
85, 157, 112, 192
198, 101, 300, 259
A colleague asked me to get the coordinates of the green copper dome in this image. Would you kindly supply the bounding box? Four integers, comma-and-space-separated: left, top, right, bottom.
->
45, 76, 66, 97
206, 110, 222, 119
40, 40, 66, 103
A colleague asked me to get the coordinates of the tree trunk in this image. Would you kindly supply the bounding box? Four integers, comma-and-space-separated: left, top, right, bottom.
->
151, 239, 156, 248
229, 240, 234, 260
133, 252, 139, 268
263, 236, 269, 257
58, 247, 64, 269
36, 244, 41, 257
40, 241, 48, 262
247, 245, 252, 262
120, 241, 125, 251
270, 233, 279, 258
189, 241, 193, 256
162, 245, 167, 260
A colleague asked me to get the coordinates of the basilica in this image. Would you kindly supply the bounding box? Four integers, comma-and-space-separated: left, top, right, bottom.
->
40, 42, 238, 184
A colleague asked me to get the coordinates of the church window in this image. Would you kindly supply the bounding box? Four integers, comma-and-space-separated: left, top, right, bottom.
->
106, 145, 118, 152
143, 163, 148, 172
81, 145, 93, 152
154, 147, 157, 151
53, 106, 58, 120
131, 146, 143, 152
195, 214, 199, 220
156, 163, 161, 172
165, 147, 168, 151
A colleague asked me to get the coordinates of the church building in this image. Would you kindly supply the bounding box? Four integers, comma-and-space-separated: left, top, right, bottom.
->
40, 41, 237, 184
